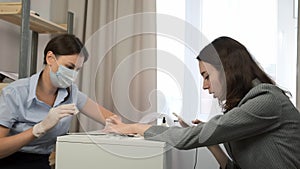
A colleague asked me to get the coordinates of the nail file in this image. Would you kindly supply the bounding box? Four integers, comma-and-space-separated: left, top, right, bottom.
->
172, 112, 191, 127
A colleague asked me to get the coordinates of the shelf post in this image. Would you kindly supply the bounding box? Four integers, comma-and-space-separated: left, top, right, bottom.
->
19, 0, 31, 78
30, 31, 38, 76
67, 11, 74, 34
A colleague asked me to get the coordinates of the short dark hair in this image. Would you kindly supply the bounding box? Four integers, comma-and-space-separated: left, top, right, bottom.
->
43, 34, 89, 64
197, 36, 274, 111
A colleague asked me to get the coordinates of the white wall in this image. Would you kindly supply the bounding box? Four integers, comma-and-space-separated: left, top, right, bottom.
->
0, 0, 51, 75
0, 0, 21, 73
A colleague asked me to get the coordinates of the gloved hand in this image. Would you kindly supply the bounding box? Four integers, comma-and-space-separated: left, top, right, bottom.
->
103, 115, 122, 133
32, 103, 78, 138
103, 118, 113, 132
108, 115, 122, 125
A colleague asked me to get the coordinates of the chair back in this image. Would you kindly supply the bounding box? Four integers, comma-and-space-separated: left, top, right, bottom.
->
0, 83, 9, 95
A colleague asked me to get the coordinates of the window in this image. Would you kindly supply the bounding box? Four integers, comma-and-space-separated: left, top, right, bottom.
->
157, 0, 297, 124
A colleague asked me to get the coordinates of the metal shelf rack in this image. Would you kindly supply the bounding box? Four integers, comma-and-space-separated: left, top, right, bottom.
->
0, 1, 74, 78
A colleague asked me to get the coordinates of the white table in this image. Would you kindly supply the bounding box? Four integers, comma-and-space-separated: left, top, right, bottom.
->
55, 133, 171, 169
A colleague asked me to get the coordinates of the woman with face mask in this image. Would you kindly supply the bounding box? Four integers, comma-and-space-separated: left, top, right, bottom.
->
104, 36, 300, 169
0, 34, 118, 169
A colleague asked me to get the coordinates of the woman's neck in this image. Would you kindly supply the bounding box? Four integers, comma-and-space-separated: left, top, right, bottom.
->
36, 68, 58, 106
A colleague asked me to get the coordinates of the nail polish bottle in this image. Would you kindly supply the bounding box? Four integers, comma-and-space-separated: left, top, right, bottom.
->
161, 117, 169, 127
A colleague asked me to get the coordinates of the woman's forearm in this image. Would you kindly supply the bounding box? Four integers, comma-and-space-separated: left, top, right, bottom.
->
0, 128, 36, 159
81, 98, 115, 124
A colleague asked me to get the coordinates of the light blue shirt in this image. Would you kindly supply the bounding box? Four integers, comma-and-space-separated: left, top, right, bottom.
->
0, 71, 88, 154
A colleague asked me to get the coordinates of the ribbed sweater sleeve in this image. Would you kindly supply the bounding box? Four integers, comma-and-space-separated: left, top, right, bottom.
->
144, 84, 300, 169
144, 84, 281, 149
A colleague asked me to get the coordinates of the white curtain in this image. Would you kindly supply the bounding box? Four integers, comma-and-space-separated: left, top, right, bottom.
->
51, 0, 157, 131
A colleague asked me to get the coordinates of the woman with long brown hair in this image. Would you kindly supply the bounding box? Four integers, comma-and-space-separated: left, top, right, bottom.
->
106, 36, 300, 169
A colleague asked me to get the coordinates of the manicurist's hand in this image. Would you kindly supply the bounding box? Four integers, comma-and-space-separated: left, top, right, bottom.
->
107, 115, 122, 125
103, 116, 151, 136
103, 119, 136, 134
32, 103, 78, 137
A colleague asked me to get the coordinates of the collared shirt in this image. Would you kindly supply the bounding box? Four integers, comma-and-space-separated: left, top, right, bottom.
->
0, 71, 88, 154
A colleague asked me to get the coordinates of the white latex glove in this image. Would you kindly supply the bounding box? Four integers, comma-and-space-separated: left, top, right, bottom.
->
108, 115, 122, 124
103, 118, 113, 132
32, 103, 78, 138
102, 115, 122, 133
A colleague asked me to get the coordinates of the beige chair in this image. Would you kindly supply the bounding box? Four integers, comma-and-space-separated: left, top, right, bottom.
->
0, 83, 9, 94
49, 151, 56, 169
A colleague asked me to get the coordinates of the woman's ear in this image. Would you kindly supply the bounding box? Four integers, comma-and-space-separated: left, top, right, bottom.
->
45, 51, 55, 66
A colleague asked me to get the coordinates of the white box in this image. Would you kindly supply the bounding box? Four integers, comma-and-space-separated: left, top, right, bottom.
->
55, 134, 171, 169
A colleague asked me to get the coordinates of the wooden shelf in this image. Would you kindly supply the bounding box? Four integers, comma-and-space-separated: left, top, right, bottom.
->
0, 2, 67, 34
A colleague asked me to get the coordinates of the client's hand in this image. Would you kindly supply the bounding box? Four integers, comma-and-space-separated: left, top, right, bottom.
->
178, 118, 203, 128
192, 119, 203, 124
178, 119, 190, 128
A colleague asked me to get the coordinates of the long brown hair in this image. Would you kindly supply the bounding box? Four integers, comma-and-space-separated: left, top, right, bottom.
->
197, 36, 275, 111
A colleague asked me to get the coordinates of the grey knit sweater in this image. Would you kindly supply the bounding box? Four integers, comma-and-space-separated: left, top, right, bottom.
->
144, 84, 300, 169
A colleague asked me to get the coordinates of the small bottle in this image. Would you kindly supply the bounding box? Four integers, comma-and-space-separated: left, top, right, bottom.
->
161, 117, 169, 127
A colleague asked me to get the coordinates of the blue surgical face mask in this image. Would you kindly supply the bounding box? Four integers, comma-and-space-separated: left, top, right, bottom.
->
49, 59, 78, 88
